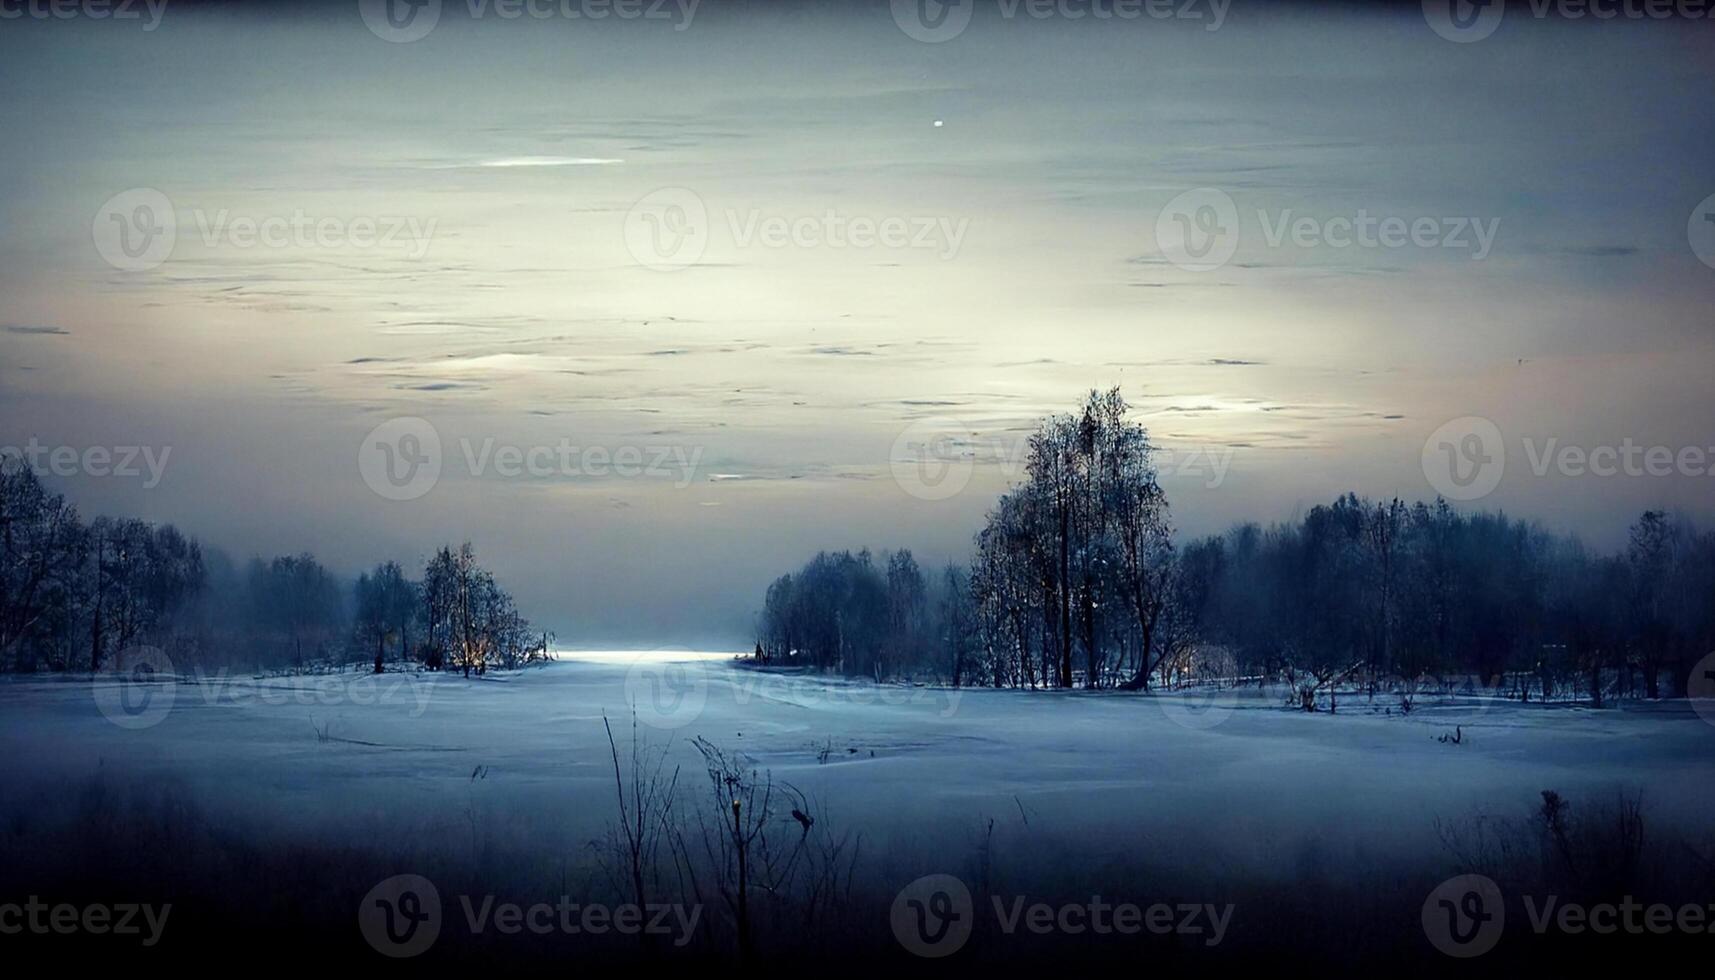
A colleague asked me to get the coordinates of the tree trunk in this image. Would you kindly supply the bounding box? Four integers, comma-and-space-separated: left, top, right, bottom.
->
89, 605, 103, 674
1119, 598, 1157, 691
89, 538, 105, 673
1058, 500, 1072, 689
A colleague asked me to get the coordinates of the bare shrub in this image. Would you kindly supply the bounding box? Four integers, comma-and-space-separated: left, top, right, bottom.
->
671, 737, 861, 963
598, 711, 682, 950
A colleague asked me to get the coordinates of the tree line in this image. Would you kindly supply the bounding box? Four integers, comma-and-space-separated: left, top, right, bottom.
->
756, 388, 1715, 707
0, 456, 549, 675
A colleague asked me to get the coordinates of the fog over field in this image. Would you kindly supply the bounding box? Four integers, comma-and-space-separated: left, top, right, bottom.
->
5, 655, 1715, 971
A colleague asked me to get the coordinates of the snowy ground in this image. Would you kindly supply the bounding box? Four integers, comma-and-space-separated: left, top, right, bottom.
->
3, 654, 1713, 969
6, 655, 1713, 865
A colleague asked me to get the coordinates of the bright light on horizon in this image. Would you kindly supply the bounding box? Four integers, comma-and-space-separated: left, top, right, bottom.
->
549, 649, 745, 663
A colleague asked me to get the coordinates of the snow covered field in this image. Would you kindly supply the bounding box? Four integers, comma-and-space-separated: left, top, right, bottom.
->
3, 654, 1713, 970
7, 655, 1712, 853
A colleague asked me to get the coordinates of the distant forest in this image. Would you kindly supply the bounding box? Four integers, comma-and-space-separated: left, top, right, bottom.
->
756, 388, 1715, 708
0, 458, 549, 675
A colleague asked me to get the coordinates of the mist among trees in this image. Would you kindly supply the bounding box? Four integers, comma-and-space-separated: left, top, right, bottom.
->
756, 389, 1715, 708
0, 456, 549, 675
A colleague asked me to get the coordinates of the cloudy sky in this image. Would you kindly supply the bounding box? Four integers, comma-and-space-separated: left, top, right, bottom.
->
2, 1, 1713, 645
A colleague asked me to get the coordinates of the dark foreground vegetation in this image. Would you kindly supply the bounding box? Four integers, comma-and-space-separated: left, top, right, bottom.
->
758, 389, 1715, 708
0, 457, 549, 676
0, 750, 1705, 976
